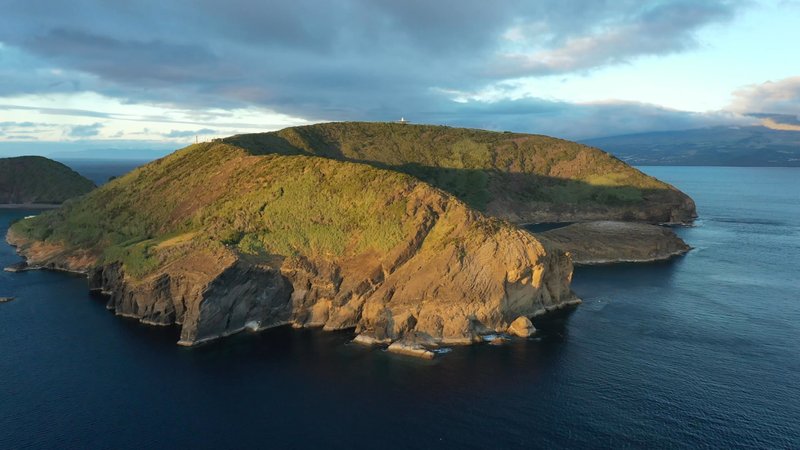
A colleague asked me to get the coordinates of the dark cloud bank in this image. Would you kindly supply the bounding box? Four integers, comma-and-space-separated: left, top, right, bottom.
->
2, 0, 788, 139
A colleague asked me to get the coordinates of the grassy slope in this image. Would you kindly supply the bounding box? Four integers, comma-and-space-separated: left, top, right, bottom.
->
9, 123, 693, 279
11, 143, 462, 278
224, 122, 679, 212
0, 156, 95, 204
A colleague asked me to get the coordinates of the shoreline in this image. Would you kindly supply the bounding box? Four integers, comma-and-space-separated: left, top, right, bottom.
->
572, 248, 691, 266
0, 203, 62, 209
536, 221, 692, 266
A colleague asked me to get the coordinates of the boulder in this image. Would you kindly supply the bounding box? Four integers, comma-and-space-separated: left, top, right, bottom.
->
507, 316, 536, 338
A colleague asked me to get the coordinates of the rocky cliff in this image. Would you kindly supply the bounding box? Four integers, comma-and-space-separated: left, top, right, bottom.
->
7, 144, 579, 353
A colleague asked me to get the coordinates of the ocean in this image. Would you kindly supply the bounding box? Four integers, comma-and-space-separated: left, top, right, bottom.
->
0, 166, 798, 449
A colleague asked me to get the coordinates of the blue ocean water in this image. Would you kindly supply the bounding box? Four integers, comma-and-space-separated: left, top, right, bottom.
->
57, 159, 148, 185
0, 167, 798, 449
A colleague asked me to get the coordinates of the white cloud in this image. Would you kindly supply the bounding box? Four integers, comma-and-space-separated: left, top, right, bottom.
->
730, 76, 800, 115
0, 92, 312, 142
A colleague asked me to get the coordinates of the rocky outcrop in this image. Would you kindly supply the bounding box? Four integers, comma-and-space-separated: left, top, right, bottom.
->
535, 221, 691, 265
497, 192, 697, 226
507, 316, 536, 337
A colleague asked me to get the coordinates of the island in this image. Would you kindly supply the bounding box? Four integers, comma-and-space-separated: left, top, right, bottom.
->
6, 122, 696, 356
0, 156, 95, 206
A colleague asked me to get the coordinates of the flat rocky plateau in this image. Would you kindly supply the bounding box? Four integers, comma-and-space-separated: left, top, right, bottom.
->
536, 221, 691, 265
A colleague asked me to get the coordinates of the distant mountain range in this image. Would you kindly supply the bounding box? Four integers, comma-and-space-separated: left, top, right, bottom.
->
582, 126, 800, 166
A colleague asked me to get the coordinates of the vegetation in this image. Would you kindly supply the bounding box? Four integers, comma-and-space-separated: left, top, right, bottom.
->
223, 122, 677, 210
0, 156, 95, 204
12, 144, 421, 278
11, 122, 693, 278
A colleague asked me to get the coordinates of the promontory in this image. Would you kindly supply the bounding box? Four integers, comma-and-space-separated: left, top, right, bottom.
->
6, 122, 696, 354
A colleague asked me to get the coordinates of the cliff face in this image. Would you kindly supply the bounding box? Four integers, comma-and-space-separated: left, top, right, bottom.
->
0, 156, 95, 204
225, 122, 697, 224
7, 145, 578, 349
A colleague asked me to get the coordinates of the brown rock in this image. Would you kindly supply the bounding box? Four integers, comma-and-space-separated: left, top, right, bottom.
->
507, 316, 536, 337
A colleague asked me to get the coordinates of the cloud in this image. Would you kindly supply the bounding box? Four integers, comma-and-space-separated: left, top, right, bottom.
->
755, 115, 800, 131
27, 29, 229, 87
731, 76, 800, 115
0, 43, 102, 98
729, 77, 800, 130
0, 121, 39, 128
0, 120, 59, 139
0, 103, 115, 119
5, 135, 37, 140
163, 128, 217, 138
68, 122, 103, 137
0, 0, 745, 124
414, 97, 752, 140
492, 1, 739, 77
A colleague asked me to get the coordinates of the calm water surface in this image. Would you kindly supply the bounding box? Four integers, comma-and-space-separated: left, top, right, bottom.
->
0, 166, 798, 449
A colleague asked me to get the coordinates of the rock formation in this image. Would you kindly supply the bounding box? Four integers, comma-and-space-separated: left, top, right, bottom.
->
507, 316, 536, 337
536, 221, 691, 265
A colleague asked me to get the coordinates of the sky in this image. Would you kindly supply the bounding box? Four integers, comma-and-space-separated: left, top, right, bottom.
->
0, 0, 799, 156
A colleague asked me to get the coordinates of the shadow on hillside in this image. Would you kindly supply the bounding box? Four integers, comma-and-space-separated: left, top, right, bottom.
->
223, 133, 690, 223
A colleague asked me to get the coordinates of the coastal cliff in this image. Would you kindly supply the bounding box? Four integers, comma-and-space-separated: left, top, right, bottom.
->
7, 144, 578, 352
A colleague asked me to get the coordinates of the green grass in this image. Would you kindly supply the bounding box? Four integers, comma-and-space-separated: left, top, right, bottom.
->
11, 122, 690, 278
197, 155, 412, 257
224, 122, 676, 210
13, 147, 419, 278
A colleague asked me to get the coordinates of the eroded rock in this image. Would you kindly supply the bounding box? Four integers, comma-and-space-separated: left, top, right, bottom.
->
507, 316, 536, 337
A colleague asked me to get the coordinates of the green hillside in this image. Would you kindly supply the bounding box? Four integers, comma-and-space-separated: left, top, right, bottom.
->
12, 143, 496, 278
0, 156, 95, 204
224, 122, 696, 223
10, 122, 698, 282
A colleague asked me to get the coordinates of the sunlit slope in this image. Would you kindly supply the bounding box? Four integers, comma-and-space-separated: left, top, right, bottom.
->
225, 122, 696, 223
